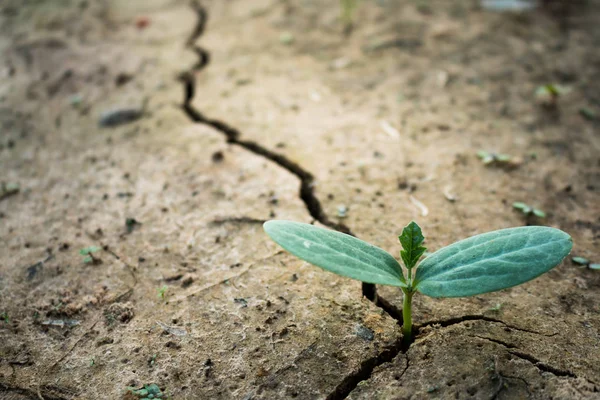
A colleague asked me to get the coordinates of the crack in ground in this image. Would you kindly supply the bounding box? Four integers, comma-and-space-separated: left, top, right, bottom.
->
325, 339, 404, 400
473, 335, 577, 378
179, 2, 375, 304
508, 350, 576, 378
176, 4, 405, 398
416, 314, 558, 337
176, 3, 570, 398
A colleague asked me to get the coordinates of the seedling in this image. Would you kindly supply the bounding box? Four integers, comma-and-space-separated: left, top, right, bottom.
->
1, 312, 8, 323
79, 246, 101, 264
157, 285, 168, 300
535, 84, 569, 107
572, 256, 589, 266
127, 383, 164, 399
476, 151, 521, 168
572, 256, 600, 270
263, 221, 572, 343
512, 202, 545, 218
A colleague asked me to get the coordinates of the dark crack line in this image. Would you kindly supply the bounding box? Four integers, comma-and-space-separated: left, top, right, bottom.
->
178, 1, 376, 302
176, 4, 404, 398
474, 335, 516, 349
375, 294, 404, 325
175, 4, 599, 399
325, 339, 404, 400
473, 335, 577, 379
508, 350, 576, 378
416, 314, 557, 337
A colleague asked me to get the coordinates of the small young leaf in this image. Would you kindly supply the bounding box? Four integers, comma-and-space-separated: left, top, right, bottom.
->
496, 154, 512, 162
79, 246, 101, 255
415, 226, 572, 298
398, 221, 427, 270
589, 263, 600, 270
532, 208, 546, 218
264, 221, 406, 287
571, 256, 589, 266
512, 202, 528, 210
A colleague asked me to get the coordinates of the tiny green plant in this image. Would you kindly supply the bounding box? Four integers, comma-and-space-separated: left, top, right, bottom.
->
535, 83, 569, 107
79, 246, 101, 264
477, 150, 511, 165
571, 256, 600, 270
127, 383, 164, 399
263, 220, 572, 343
513, 202, 545, 218
157, 285, 168, 300
1, 312, 9, 323
476, 151, 521, 168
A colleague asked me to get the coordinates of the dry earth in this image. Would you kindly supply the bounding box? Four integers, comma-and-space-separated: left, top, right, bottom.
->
1, 0, 599, 399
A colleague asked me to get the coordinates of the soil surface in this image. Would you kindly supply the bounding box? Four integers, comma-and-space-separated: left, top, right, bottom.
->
1, 1, 599, 399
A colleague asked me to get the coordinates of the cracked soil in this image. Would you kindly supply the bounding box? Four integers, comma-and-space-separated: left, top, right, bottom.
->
1, 0, 599, 399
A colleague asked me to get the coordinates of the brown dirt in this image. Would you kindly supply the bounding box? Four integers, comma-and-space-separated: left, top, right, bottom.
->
1, 0, 599, 399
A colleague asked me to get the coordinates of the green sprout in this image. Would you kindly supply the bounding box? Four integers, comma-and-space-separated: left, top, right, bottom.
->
572, 256, 589, 266
127, 383, 164, 399
572, 256, 599, 270
535, 84, 569, 107
263, 220, 572, 343
1, 312, 9, 323
476, 150, 519, 167
79, 246, 101, 264
512, 202, 545, 218
157, 285, 168, 300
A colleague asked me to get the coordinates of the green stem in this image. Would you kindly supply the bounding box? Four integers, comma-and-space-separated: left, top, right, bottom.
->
402, 289, 413, 343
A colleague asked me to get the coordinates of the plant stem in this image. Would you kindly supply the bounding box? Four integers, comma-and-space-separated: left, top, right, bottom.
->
402, 289, 413, 343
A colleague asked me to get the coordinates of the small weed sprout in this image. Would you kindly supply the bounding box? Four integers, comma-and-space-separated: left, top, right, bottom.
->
1, 312, 8, 323
79, 246, 101, 264
571, 256, 599, 270
127, 383, 164, 399
513, 202, 545, 218
264, 220, 572, 343
477, 150, 511, 165
535, 84, 569, 107
158, 285, 168, 301
476, 151, 521, 168
572, 256, 589, 266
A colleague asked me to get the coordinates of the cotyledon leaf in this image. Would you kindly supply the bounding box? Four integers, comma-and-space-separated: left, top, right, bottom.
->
414, 226, 572, 298
263, 220, 407, 287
